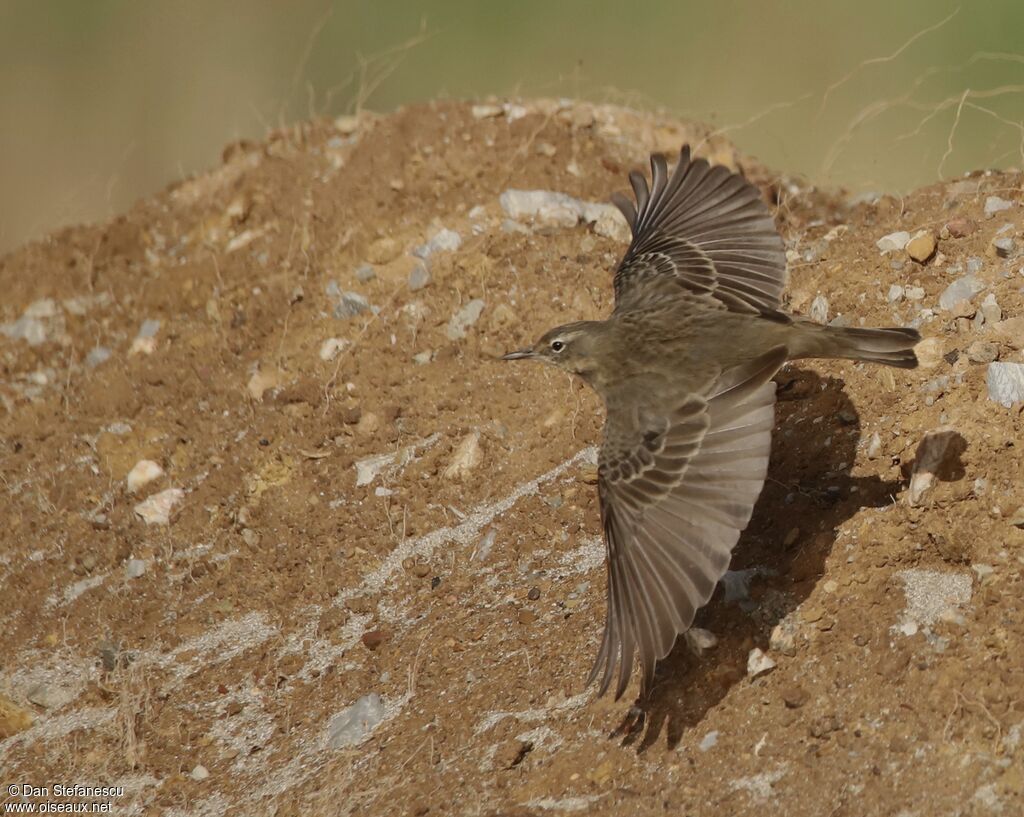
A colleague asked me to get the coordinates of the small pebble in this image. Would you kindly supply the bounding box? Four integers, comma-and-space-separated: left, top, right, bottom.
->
126, 459, 164, 493
887, 285, 904, 303
984, 196, 1014, 216
408, 264, 431, 291
354, 264, 376, 282
987, 362, 1024, 407
361, 630, 388, 651
26, 684, 72, 710
989, 237, 1016, 259
980, 293, 1002, 324
747, 648, 776, 677
942, 218, 976, 238
938, 276, 984, 311
326, 694, 385, 748
85, 346, 112, 367
906, 231, 936, 263
781, 685, 809, 709
332, 291, 371, 320
809, 294, 829, 323
125, 559, 147, 579
866, 432, 883, 459
966, 341, 998, 364
876, 231, 911, 253
191, 765, 210, 782
769, 621, 798, 656
446, 299, 486, 340
907, 426, 959, 506
685, 627, 718, 656
319, 338, 348, 362
133, 488, 184, 525
699, 731, 719, 751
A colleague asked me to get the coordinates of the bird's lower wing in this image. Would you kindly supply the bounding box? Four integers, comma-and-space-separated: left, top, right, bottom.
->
590, 346, 788, 699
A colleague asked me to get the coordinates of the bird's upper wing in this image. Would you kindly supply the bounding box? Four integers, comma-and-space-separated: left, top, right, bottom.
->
589, 346, 788, 699
611, 146, 787, 317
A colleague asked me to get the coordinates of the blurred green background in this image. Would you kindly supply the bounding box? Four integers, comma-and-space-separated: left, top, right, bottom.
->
2, 0, 1023, 253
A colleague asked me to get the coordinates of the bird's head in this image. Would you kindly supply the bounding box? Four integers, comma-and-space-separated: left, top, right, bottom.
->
501, 321, 603, 377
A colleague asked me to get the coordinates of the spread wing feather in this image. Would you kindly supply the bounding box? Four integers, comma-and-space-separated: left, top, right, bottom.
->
612, 146, 787, 317
590, 346, 788, 699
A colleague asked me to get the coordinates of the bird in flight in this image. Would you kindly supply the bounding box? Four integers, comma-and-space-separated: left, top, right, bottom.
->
503, 146, 919, 701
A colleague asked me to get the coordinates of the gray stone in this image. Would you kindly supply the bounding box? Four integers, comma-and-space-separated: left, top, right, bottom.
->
24, 298, 60, 319
987, 362, 1024, 407
876, 231, 911, 252
137, 319, 161, 338
333, 291, 371, 320
980, 293, 1002, 323
27, 683, 73, 710
966, 256, 984, 274
413, 227, 463, 259
984, 195, 1014, 216
887, 284, 904, 303
966, 341, 998, 364
355, 264, 376, 282
2, 316, 49, 345
326, 693, 385, 748
125, 559, 148, 579
699, 731, 719, 751
408, 264, 431, 291
498, 189, 628, 240
446, 299, 485, 340
991, 237, 1016, 258
85, 346, 112, 367
938, 275, 984, 311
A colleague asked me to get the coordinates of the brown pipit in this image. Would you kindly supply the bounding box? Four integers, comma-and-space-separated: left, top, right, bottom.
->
503, 146, 919, 700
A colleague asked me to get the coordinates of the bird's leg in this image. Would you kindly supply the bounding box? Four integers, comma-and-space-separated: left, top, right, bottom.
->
609, 701, 646, 739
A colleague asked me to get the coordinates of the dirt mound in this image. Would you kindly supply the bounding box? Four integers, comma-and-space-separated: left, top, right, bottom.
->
2, 99, 1023, 816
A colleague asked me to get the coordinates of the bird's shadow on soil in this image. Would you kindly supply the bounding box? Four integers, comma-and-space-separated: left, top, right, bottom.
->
619, 365, 907, 752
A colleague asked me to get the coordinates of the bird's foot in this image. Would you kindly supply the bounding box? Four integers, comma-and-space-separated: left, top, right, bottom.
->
609, 704, 645, 739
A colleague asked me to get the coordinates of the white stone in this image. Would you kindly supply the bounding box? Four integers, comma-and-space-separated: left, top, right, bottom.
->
443, 432, 482, 481
446, 299, 486, 340
355, 452, 397, 487
987, 362, 1024, 407
125, 559, 148, 579
133, 488, 184, 525
326, 693, 385, 748
685, 627, 718, 656
809, 294, 829, 323
699, 731, 719, 751
471, 104, 503, 119
319, 338, 349, 362
747, 647, 776, 677
191, 765, 210, 781
126, 460, 164, 493
876, 231, 911, 252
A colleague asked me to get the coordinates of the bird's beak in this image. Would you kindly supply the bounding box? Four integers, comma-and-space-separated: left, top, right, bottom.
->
501, 348, 534, 360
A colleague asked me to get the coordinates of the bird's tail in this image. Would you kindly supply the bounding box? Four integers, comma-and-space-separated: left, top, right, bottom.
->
787, 321, 921, 369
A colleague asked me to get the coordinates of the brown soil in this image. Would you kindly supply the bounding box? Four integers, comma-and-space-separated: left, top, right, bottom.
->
2, 99, 1023, 817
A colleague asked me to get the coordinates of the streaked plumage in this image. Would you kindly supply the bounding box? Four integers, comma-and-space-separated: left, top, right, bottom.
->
503, 146, 920, 700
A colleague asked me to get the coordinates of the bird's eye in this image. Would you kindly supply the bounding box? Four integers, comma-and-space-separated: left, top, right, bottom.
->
550, 340, 565, 353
